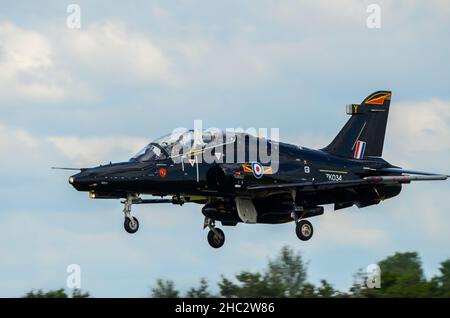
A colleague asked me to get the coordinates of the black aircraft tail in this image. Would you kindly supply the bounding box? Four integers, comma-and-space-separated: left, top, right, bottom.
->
322, 91, 392, 159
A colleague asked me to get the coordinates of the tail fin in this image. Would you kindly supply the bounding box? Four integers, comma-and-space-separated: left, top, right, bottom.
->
322, 91, 392, 159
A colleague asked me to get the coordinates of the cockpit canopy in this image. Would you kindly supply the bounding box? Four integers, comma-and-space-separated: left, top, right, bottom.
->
130, 129, 236, 162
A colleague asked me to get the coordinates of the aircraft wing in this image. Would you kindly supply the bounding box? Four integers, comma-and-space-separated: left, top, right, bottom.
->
246, 180, 365, 191
246, 174, 448, 191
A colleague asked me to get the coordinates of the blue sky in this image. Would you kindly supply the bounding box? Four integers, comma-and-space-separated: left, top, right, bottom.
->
0, 0, 450, 297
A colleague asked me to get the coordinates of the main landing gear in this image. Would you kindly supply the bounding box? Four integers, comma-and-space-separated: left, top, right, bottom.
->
295, 220, 313, 241
204, 217, 225, 248
291, 190, 314, 241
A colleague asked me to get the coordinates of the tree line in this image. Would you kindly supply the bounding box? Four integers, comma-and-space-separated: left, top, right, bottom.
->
23, 246, 450, 298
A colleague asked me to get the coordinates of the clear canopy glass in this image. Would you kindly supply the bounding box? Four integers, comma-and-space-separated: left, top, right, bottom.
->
130, 129, 236, 162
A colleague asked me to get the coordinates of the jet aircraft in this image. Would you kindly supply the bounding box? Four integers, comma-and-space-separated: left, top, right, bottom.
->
56, 91, 449, 248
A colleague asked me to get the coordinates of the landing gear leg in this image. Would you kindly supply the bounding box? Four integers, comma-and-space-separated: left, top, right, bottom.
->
290, 190, 314, 241
123, 194, 139, 234
204, 217, 225, 248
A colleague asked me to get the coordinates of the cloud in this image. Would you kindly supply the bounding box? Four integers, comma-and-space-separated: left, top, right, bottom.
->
389, 100, 450, 153
0, 123, 40, 150
0, 121, 149, 176
62, 22, 174, 85
2, 1, 450, 105
0, 123, 45, 172
315, 210, 389, 249
392, 187, 450, 241
265, 0, 366, 30
260, 0, 450, 33
47, 135, 148, 166
0, 21, 174, 105
172, 39, 274, 86
0, 22, 67, 102
385, 99, 450, 171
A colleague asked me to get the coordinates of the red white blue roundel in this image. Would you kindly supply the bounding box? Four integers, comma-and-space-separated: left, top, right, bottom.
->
251, 162, 264, 179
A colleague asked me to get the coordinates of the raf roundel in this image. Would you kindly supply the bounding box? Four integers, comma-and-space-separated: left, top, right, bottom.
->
251, 162, 264, 179
159, 167, 168, 178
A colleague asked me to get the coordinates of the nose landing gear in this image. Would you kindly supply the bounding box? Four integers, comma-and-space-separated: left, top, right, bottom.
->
122, 194, 140, 234
124, 216, 139, 234
120, 195, 187, 234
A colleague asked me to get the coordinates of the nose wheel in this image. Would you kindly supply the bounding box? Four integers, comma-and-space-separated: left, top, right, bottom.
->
122, 194, 140, 234
124, 216, 139, 234
204, 217, 225, 248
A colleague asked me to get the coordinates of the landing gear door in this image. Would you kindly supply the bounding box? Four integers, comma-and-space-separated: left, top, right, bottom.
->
235, 197, 257, 223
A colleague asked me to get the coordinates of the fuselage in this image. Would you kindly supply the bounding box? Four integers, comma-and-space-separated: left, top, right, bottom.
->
70, 139, 402, 215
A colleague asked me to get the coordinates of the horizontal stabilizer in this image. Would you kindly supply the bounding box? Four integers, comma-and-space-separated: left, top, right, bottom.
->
377, 167, 449, 176
364, 175, 448, 184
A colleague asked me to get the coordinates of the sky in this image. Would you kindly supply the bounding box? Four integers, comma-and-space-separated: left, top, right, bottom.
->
0, 0, 450, 297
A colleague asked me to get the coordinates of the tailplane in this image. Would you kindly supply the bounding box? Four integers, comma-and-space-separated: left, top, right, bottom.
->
322, 91, 392, 159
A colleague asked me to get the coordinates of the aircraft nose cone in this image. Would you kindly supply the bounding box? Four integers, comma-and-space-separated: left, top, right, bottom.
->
69, 170, 98, 191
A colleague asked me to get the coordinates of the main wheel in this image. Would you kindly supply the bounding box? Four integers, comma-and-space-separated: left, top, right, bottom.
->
207, 228, 225, 248
124, 216, 139, 234
296, 220, 313, 241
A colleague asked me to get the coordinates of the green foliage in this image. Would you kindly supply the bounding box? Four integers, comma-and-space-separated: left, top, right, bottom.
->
23, 288, 90, 298
218, 271, 274, 297
316, 280, 339, 298
298, 282, 316, 297
218, 246, 310, 297
151, 247, 341, 298
378, 252, 430, 297
71, 289, 91, 298
186, 278, 213, 298
151, 279, 179, 298
146, 247, 450, 298
24, 288, 68, 298
351, 252, 432, 298
430, 260, 450, 297
266, 246, 308, 297
24, 247, 450, 298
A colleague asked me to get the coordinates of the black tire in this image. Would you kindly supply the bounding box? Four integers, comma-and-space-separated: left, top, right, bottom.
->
124, 217, 139, 234
207, 228, 225, 248
296, 220, 313, 241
